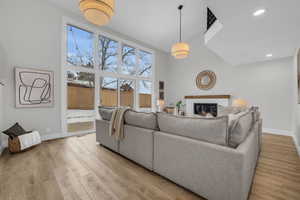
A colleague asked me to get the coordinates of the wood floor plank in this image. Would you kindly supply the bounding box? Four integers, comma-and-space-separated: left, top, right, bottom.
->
0, 133, 299, 200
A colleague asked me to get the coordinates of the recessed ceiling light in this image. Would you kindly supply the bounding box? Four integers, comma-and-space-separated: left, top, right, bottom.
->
253, 9, 266, 16
266, 54, 273, 58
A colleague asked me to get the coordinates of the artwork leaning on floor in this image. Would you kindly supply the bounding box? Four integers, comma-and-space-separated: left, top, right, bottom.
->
15, 67, 54, 108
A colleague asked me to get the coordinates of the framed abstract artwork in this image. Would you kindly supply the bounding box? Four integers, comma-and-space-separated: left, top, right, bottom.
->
15, 67, 54, 108
159, 81, 165, 100
159, 81, 164, 90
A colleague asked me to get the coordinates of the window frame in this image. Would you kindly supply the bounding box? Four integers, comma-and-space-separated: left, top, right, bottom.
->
61, 17, 156, 135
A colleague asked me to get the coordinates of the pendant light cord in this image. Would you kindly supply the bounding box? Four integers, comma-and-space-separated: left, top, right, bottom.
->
178, 5, 183, 42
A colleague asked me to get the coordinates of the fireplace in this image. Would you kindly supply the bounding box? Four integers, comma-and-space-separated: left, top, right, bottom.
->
185, 95, 230, 115
194, 103, 218, 117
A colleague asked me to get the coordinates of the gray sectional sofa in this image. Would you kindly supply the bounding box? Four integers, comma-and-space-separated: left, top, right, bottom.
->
96, 108, 262, 200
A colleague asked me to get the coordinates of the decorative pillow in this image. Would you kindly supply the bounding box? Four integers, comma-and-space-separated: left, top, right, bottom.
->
228, 111, 254, 148
2, 123, 27, 139
98, 106, 114, 121
157, 113, 229, 146
124, 110, 158, 130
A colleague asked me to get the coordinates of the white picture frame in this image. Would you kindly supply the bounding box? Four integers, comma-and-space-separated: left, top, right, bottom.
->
15, 67, 54, 108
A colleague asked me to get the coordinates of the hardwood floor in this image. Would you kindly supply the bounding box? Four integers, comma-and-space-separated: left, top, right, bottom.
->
0, 133, 299, 200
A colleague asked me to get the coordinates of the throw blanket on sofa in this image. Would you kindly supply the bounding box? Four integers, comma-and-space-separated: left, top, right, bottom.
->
109, 107, 130, 141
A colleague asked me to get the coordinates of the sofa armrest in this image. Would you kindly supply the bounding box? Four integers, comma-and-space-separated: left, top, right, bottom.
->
236, 128, 260, 200
258, 119, 263, 152
153, 130, 259, 200
96, 119, 119, 152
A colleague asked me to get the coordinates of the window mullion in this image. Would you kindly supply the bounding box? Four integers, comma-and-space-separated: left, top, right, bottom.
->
117, 42, 122, 107
117, 78, 121, 107
117, 42, 122, 75
94, 34, 100, 110
135, 48, 139, 76
134, 49, 139, 109
135, 79, 138, 110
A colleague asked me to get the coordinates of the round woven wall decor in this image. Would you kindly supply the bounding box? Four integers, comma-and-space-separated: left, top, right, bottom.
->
196, 70, 217, 90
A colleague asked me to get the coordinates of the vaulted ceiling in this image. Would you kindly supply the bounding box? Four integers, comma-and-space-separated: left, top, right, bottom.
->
47, 0, 300, 65
206, 0, 300, 65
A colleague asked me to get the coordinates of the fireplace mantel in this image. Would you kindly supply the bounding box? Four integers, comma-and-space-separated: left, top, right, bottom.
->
185, 95, 231, 99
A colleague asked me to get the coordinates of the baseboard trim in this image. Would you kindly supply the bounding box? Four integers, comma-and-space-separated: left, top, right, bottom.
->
292, 135, 300, 157
41, 133, 68, 141
262, 128, 292, 136
0, 145, 4, 156
41, 131, 95, 142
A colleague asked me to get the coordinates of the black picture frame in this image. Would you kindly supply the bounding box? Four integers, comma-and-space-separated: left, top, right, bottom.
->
159, 81, 164, 90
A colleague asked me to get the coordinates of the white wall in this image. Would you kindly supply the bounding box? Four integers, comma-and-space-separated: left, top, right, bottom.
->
293, 49, 300, 154
0, 0, 63, 137
297, 51, 300, 143
155, 52, 169, 103
0, 0, 169, 140
166, 36, 294, 133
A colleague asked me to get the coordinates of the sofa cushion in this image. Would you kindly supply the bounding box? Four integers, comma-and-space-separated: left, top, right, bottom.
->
98, 106, 114, 121
124, 110, 158, 130
157, 113, 229, 146
228, 111, 254, 148
119, 125, 154, 170
218, 105, 249, 116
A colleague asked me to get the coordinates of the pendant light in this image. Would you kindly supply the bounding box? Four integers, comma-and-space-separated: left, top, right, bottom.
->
171, 5, 190, 59
79, 0, 115, 26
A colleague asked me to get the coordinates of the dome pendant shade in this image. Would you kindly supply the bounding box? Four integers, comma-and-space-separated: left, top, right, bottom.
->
171, 5, 190, 59
171, 42, 190, 59
79, 0, 114, 26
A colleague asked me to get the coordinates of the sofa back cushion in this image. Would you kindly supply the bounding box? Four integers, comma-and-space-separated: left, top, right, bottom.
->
99, 106, 114, 121
228, 111, 254, 148
157, 113, 229, 146
124, 110, 158, 130
218, 105, 249, 116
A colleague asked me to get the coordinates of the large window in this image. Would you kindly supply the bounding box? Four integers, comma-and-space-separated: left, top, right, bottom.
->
67, 26, 94, 68
121, 45, 136, 75
100, 77, 118, 107
99, 35, 118, 72
139, 80, 152, 109
66, 70, 95, 133
120, 79, 135, 108
138, 50, 152, 77
67, 71, 95, 110
64, 23, 155, 134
